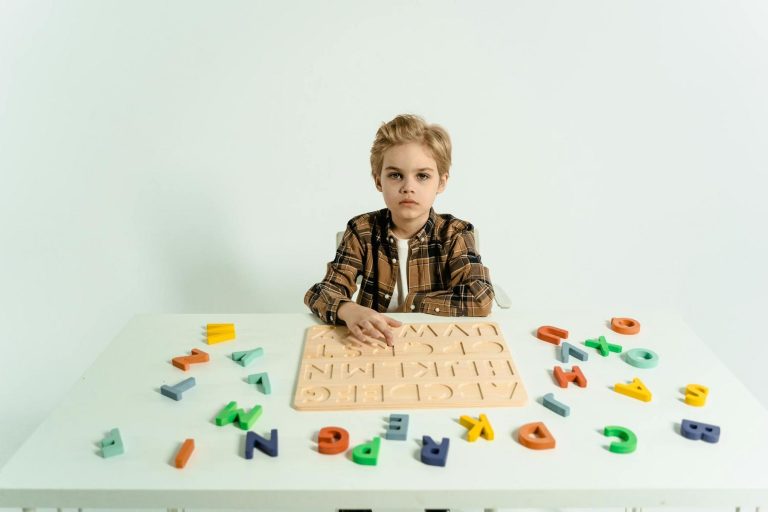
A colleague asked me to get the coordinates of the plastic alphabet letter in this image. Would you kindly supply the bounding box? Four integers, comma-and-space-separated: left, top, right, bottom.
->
352, 437, 381, 465
171, 349, 210, 371
232, 347, 264, 367
100, 428, 124, 458
207, 323, 236, 344
318, 426, 349, 455
559, 342, 589, 363
247, 372, 272, 394
684, 384, 709, 407
553, 365, 588, 388
160, 377, 196, 401
459, 413, 494, 442
518, 422, 556, 450
384, 413, 409, 441
610, 317, 641, 335
421, 435, 449, 467
174, 438, 195, 468
681, 419, 720, 443
542, 393, 570, 417
536, 325, 569, 345
215, 401, 263, 430
603, 425, 637, 453
614, 377, 652, 402
584, 336, 622, 357
625, 348, 659, 369
245, 429, 279, 458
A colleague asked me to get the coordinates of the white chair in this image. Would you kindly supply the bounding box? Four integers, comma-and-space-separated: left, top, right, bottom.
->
336, 229, 511, 309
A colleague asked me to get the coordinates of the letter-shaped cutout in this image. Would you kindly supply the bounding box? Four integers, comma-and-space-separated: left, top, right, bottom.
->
459, 413, 494, 442
421, 435, 450, 467
172, 349, 210, 371
553, 365, 588, 388
611, 317, 641, 335
352, 437, 381, 466
174, 438, 195, 468
318, 426, 349, 455
614, 377, 652, 402
603, 425, 637, 453
245, 429, 278, 458
684, 384, 709, 407
536, 325, 569, 345
518, 422, 556, 450
681, 419, 720, 443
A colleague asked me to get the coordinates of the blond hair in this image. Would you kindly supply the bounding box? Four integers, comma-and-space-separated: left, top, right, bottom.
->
370, 114, 452, 180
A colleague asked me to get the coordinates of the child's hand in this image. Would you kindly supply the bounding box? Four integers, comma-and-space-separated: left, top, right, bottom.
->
337, 302, 403, 346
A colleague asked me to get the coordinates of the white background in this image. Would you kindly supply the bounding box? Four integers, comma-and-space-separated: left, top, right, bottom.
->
1, 0, 766, 504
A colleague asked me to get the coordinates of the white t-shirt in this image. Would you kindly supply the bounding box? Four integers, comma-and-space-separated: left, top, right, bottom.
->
386, 237, 410, 312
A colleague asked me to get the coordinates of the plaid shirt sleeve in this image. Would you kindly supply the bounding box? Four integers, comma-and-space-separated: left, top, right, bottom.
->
403, 227, 495, 317
303, 224, 363, 325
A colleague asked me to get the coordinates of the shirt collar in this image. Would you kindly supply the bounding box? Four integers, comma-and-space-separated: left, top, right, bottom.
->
380, 207, 436, 244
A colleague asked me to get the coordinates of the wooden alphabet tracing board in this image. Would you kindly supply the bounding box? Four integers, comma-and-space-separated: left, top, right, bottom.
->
292, 322, 528, 410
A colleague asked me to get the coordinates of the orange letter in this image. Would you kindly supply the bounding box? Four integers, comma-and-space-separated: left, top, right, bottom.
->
518, 422, 556, 450
536, 326, 569, 345
318, 426, 349, 455
174, 439, 195, 468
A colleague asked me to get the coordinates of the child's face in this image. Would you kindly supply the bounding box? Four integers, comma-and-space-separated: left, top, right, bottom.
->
375, 142, 448, 229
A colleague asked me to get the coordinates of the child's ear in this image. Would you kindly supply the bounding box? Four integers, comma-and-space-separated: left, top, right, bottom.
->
374, 175, 382, 192
437, 174, 449, 194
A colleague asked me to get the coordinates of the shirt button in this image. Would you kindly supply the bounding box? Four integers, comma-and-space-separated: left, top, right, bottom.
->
410, 304, 416, 311
389, 237, 393, 242
384, 294, 390, 299
392, 258, 397, 263
434, 307, 440, 313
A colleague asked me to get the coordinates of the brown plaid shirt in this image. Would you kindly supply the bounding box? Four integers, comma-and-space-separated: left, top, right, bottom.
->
304, 207, 495, 325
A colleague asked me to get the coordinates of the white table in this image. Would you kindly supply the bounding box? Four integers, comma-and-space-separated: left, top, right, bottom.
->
0, 311, 766, 510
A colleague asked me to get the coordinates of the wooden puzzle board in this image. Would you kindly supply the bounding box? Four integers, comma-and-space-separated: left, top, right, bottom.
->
292, 321, 528, 410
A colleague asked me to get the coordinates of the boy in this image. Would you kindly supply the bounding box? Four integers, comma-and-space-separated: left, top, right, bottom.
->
304, 114, 494, 346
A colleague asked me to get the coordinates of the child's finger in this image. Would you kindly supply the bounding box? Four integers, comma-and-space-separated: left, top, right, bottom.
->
355, 320, 382, 343
384, 316, 403, 327
363, 327, 385, 343
370, 318, 394, 346
348, 324, 366, 342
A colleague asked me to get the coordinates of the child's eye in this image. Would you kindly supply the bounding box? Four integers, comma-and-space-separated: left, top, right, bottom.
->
417, 173, 430, 180
388, 172, 402, 179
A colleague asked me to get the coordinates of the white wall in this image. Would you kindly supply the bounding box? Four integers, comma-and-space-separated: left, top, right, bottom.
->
1, 0, 767, 471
